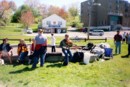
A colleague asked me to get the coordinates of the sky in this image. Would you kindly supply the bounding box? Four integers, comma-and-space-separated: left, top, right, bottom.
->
1, 0, 130, 8
5, 0, 86, 8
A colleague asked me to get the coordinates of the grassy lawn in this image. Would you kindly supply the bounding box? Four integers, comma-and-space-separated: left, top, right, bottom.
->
0, 41, 130, 87
0, 23, 35, 44
0, 23, 130, 87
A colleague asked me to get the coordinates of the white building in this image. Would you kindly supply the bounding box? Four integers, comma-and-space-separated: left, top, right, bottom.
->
42, 14, 66, 33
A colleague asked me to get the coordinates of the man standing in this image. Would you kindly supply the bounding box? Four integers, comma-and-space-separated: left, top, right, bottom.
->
114, 30, 122, 54
60, 34, 73, 66
126, 33, 130, 57
51, 33, 56, 52
32, 29, 47, 68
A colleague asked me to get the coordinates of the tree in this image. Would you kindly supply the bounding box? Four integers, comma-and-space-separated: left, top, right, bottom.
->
47, 5, 60, 16
67, 6, 83, 29
0, 0, 16, 26
12, 5, 31, 23
24, 0, 41, 23
24, 0, 40, 9
58, 8, 68, 19
38, 4, 48, 18
47, 6, 68, 19
20, 10, 34, 29
68, 6, 79, 17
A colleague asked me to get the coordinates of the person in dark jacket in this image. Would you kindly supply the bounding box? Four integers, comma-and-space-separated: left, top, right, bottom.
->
60, 34, 73, 66
114, 30, 122, 54
0, 38, 13, 64
125, 33, 130, 57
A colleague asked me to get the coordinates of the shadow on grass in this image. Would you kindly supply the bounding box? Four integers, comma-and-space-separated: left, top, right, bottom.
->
46, 63, 63, 68
79, 62, 86, 65
121, 54, 129, 58
12, 61, 30, 67
113, 54, 119, 56
9, 67, 35, 74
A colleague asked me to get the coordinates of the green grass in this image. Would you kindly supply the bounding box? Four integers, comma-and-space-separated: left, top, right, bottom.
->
0, 23, 130, 87
0, 42, 130, 87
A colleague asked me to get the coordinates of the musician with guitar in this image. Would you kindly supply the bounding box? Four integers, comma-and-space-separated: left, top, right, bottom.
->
60, 34, 73, 66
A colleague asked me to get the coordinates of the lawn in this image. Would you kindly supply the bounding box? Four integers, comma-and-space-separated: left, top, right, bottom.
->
0, 41, 130, 87
0, 23, 130, 87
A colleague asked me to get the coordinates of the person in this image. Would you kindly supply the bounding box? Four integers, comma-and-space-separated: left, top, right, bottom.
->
0, 38, 13, 64
126, 33, 129, 44
122, 32, 126, 43
60, 34, 73, 66
17, 39, 28, 64
114, 30, 122, 54
28, 39, 35, 64
126, 33, 130, 57
32, 29, 47, 68
51, 33, 56, 52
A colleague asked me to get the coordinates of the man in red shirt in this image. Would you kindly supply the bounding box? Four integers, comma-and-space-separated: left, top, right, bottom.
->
114, 30, 122, 54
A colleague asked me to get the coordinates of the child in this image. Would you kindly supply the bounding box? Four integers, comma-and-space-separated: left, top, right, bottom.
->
51, 33, 56, 52
28, 39, 35, 64
17, 39, 28, 64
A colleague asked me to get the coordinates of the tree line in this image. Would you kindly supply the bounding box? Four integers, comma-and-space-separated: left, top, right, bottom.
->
0, 0, 83, 29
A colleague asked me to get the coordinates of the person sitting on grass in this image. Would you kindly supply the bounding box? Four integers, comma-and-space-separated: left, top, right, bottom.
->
0, 38, 13, 64
60, 34, 73, 66
17, 39, 28, 64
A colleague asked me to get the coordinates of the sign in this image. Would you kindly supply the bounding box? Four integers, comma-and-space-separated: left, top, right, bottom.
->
48, 24, 61, 28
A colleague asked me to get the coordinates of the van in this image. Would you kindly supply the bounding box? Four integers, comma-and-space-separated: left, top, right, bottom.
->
89, 30, 104, 36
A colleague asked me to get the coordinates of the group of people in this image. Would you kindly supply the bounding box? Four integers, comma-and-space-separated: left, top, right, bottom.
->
0, 29, 130, 68
114, 30, 130, 57
0, 29, 73, 68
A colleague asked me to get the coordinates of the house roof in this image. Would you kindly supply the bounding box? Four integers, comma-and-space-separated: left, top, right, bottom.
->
42, 14, 66, 22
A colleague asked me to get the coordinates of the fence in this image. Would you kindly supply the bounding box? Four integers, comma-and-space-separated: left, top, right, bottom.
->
0, 37, 108, 43
70, 38, 107, 42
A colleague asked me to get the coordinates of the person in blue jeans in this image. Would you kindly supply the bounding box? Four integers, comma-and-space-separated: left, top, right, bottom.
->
114, 30, 122, 54
60, 34, 73, 66
17, 39, 28, 64
32, 29, 47, 68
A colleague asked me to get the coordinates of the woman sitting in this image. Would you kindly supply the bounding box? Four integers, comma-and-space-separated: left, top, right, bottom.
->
17, 39, 28, 64
0, 38, 13, 64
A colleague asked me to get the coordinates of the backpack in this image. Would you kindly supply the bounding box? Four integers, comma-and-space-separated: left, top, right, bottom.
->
71, 52, 84, 63
83, 42, 94, 50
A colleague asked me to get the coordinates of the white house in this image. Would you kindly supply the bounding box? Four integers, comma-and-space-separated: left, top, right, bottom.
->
42, 14, 66, 33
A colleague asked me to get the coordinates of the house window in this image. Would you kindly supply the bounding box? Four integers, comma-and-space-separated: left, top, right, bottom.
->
58, 21, 62, 25
46, 21, 51, 25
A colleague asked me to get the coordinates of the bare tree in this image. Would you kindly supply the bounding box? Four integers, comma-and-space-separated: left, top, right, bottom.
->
38, 4, 48, 18
0, 0, 16, 25
24, 0, 40, 9
20, 10, 34, 29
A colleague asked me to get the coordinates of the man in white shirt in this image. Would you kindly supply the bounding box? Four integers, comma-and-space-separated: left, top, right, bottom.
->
51, 33, 56, 52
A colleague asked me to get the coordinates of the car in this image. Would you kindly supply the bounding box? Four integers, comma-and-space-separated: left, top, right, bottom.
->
89, 30, 104, 36
24, 28, 33, 34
